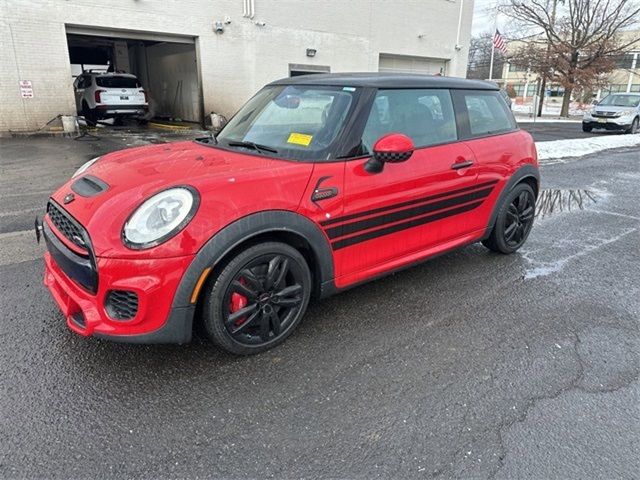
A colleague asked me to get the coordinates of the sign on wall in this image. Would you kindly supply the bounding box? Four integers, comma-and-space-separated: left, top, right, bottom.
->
20, 80, 34, 98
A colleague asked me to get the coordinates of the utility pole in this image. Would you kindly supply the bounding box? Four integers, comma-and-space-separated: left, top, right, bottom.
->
537, 0, 559, 117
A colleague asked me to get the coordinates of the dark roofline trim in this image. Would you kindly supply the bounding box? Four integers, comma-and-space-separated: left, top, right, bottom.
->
269, 72, 498, 91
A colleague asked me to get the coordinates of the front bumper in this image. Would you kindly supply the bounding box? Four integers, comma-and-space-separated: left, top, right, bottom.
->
583, 117, 633, 130
42, 220, 195, 343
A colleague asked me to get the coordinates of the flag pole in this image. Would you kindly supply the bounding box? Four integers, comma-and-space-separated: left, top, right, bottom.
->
488, 10, 499, 81
489, 35, 496, 80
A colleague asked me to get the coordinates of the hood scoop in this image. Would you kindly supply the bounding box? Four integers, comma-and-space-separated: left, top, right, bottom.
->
71, 175, 109, 197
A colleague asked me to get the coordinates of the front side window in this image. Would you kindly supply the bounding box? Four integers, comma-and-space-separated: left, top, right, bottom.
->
361, 89, 457, 154
216, 85, 358, 161
463, 91, 515, 136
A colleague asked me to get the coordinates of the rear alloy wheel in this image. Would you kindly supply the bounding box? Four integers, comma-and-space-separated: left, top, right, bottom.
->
482, 183, 536, 254
202, 242, 312, 355
625, 117, 639, 134
82, 102, 97, 126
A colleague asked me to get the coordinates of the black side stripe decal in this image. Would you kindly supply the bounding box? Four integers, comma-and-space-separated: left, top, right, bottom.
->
332, 201, 482, 250
320, 179, 498, 227
326, 187, 493, 239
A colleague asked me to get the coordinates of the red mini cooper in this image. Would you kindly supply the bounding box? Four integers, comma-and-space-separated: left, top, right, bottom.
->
39, 73, 539, 354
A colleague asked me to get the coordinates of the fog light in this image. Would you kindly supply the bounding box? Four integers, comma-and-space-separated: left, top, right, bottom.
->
105, 290, 139, 321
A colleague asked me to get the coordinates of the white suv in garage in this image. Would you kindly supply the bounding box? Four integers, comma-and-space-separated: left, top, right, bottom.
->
73, 72, 148, 124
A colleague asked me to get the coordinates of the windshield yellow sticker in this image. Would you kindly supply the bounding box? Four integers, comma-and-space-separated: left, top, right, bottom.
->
287, 133, 313, 146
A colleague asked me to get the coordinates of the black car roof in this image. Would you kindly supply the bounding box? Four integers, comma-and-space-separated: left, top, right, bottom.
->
269, 72, 498, 90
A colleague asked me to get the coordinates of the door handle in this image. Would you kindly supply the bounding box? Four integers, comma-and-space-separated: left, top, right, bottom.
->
451, 160, 474, 170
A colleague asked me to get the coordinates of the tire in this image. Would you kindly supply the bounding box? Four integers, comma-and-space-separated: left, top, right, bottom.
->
201, 242, 312, 355
625, 117, 639, 134
82, 102, 97, 126
482, 183, 536, 254
582, 124, 592, 133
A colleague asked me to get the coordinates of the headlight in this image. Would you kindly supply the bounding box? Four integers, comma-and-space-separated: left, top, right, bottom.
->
73, 156, 100, 178
620, 110, 634, 117
123, 187, 200, 249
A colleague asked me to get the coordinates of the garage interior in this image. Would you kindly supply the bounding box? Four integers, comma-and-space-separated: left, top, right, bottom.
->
66, 28, 203, 124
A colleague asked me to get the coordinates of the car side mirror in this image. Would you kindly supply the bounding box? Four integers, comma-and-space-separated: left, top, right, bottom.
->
364, 133, 415, 174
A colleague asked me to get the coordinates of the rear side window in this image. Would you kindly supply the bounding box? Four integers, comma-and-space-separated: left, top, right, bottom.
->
361, 88, 457, 153
76, 75, 91, 89
96, 76, 140, 88
462, 91, 515, 137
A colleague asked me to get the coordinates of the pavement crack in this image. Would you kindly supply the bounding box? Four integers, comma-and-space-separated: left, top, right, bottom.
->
488, 329, 640, 479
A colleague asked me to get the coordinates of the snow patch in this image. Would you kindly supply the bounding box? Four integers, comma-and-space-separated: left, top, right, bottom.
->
517, 117, 581, 124
536, 135, 640, 163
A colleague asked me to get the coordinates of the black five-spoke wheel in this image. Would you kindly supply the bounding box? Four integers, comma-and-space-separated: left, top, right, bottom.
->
482, 183, 536, 254
202, 242, 312, 354
504, 190, 535, 248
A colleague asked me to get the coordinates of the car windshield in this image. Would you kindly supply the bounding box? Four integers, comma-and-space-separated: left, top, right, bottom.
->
96, 76, 140, 88
597, 94, 640, 108
215, 85, 358, 161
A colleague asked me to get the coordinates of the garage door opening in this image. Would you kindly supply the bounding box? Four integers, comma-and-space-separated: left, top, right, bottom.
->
379, 54, 448, 76
66, 28, 202, 125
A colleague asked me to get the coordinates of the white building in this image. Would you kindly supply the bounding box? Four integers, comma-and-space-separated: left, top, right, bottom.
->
1, 0, 474, 133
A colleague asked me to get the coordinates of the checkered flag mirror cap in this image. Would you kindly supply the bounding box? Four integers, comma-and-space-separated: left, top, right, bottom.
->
372, 133, 415, 164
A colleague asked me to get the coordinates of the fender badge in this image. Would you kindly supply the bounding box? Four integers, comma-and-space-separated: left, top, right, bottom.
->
63, 193, 75, 204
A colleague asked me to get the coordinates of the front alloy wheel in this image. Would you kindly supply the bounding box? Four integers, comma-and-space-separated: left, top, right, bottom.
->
202, 242, 312, 355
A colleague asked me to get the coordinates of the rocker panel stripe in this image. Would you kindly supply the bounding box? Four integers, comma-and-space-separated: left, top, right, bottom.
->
331, 201, 483, 250
326, 186, 493, 240
320, 179, 498, 227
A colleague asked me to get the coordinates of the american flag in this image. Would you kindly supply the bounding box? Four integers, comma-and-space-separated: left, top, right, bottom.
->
493, 30, 508, 55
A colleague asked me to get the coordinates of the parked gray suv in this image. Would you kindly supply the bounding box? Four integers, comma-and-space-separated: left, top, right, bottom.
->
582, 93, 640, 134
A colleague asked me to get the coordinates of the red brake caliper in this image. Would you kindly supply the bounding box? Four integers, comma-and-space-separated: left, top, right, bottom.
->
230, 278, 249, 326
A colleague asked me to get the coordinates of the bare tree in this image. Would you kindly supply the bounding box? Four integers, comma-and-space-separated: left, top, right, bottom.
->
467, 32, 507, 80
502, 0, 640, 117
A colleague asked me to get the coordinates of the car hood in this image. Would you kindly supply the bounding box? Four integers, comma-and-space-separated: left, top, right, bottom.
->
591, 105, 637, 114
49, 141, 314, 258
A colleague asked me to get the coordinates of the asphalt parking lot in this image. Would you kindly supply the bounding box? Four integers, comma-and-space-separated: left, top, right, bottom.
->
517, 120, 626, 142
1, 132, 638, 479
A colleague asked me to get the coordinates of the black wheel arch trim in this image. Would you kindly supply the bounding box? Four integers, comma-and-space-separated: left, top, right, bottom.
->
172, 210, 335, 311
482, 164, 540, 240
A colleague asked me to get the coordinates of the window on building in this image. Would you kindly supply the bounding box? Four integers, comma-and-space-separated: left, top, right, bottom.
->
361, 89, 457, 152
509, 64, 528, 72
511, 84, 528, 96
614, 54, 635, 69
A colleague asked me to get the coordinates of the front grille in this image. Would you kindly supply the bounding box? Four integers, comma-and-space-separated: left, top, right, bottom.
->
47, 202, 87, 251
593, 111, 620, 118
105, 290, 139, 320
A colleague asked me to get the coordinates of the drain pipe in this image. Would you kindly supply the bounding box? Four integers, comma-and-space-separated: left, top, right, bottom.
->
455, 0, 464, 50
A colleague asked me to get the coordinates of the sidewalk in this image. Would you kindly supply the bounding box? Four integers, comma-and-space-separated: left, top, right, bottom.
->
512, 101, 587, 123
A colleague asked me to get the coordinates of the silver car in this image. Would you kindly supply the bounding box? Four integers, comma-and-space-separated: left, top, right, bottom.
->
582, 93, 640, 134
